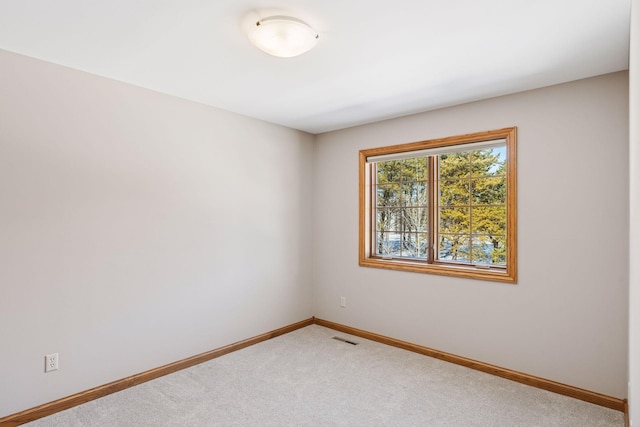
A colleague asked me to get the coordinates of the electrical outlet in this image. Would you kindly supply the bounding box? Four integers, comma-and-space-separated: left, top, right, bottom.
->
45, 353, 59, 373
340, 296, 346, 308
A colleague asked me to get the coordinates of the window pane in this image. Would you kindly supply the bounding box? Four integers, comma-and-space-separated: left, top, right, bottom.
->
471, 146, 506, 177
377, 160, 402, 183
376, 208, 402, 233
471, 177, 506, 205
439, 179, 470, 206
403, 208, 428, 232
472, 235, 506, 266
439, 152, 470, 179
439, 234, 471, 263
401, 233, 428, 259
376, 232, 402, 257
402, 182, 427, 206
402, 158, 428, 182
471, 206, 506, 235
414, 158, 428, 181
439, 207, 470, 234
402, 233, 416, 258
377, 183, 401, 207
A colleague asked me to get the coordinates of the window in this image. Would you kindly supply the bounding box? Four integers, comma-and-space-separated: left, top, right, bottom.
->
359, 127, 517, 283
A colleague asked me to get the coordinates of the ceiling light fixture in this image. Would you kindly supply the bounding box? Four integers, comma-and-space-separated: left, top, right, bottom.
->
247, 16, 319, 58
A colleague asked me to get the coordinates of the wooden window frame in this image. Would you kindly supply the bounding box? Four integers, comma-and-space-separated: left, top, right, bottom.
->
359, 127, 517, 283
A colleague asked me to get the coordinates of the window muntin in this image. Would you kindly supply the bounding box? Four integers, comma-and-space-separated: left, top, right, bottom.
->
359, 127, 516, 283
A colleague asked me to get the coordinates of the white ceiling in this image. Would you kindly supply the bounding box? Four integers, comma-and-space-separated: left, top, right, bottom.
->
0, 0, 631, 134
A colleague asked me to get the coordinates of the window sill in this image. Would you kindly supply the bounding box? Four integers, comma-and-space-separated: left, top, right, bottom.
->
359, 257, 517, 283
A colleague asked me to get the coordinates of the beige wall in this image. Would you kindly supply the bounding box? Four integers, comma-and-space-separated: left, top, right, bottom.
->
629, 0, 640, 423
0, 50, 314, 417
313, 72, 629, 398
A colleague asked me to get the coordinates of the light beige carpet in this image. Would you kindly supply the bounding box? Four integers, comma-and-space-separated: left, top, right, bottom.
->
25, 325, 624, 426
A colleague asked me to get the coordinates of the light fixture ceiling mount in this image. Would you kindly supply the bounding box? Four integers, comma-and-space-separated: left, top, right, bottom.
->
247, 15, 319, 58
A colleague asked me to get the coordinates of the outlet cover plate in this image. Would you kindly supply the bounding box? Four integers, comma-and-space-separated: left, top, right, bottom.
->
45, 353, 59, 372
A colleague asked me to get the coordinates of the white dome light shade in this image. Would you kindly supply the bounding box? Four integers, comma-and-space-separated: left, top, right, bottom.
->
248, 16, 318, 58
